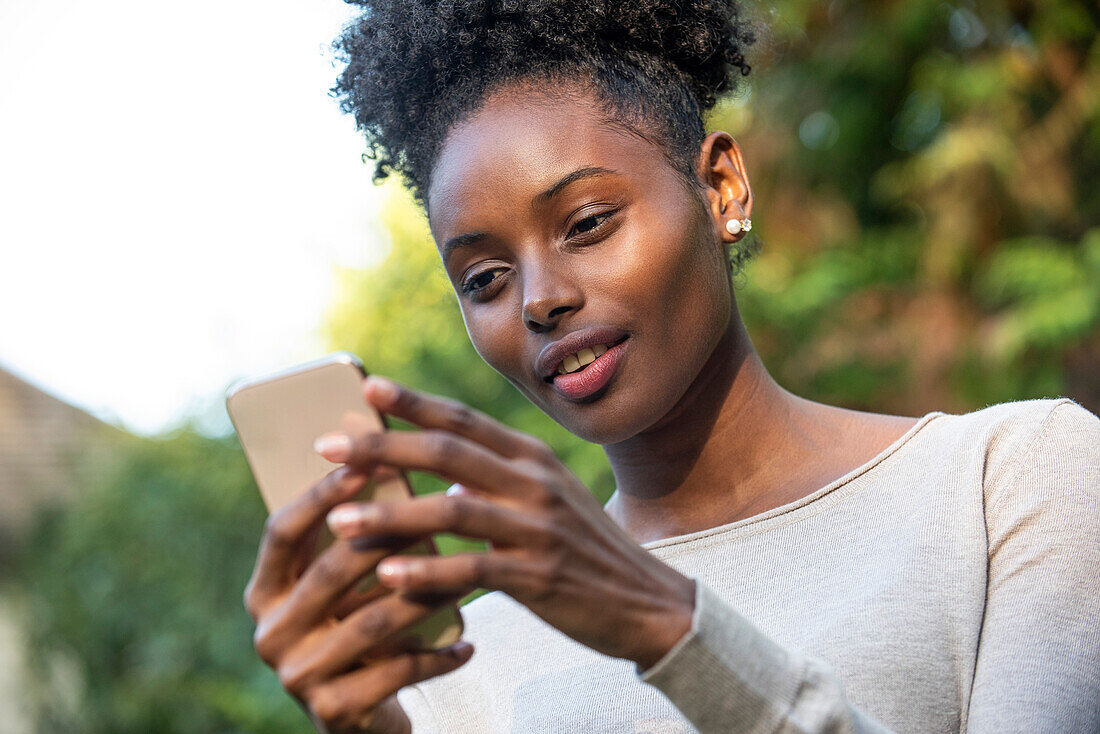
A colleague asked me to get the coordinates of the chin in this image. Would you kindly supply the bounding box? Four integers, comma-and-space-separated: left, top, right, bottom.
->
521, 381, 682, 446
556, 412, 635, 445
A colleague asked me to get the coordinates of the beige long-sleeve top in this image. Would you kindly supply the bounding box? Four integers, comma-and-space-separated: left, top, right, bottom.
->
397, 398, 1100, 732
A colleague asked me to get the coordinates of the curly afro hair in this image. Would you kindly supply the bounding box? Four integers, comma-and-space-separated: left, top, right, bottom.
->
332, 0, 756, 208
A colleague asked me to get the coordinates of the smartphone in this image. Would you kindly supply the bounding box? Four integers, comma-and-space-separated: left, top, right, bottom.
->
225, 351, 463, 650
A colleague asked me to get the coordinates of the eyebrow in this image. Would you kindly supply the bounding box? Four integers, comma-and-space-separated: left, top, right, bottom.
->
440, 165, 617, 263
441, 231, 489, 262
536, 165, 616, 203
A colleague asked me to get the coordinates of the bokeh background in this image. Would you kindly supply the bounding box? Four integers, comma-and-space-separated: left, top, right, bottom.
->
2, 0, 1097, 732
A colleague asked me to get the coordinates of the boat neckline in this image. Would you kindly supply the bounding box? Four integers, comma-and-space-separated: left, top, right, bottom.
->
638, 409, 947, 552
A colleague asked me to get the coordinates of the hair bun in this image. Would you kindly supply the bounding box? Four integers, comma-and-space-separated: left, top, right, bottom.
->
333, 0, 756, 201
486, 0, 754, 110
586, 0, 755, 109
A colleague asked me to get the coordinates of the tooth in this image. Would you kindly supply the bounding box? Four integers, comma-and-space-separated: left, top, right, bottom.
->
577, 348, 596, 366
563, 354, 581, 373
593, 343, 607, 357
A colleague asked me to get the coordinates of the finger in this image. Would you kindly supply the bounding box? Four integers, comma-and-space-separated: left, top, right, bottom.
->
289, 465, 401, 580
284, 533, 420, 628
287, 514, 324, 582
331, 572, 390, 620
306, 643, 475, 732
327, 493, 544, 548
301, 589, 468, 682
316, 428, 535, 500
310, 694, 407, 734
374, 552, 522, 595
363, 375, 551, 461
329, 564, 462, 622
347, 590, 471, 660
245, 466, 367, 617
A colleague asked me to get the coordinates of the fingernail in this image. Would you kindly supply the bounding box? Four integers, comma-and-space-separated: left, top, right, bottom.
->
450, 641, 473, 660
377, 560, 406, 583
329, 502, 380, 529
314, 434, 352, 462
327, 505, 362, 529
365, 375, 397, 404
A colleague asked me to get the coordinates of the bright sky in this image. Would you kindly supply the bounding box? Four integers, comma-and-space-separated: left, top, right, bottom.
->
0, 0, 392, 436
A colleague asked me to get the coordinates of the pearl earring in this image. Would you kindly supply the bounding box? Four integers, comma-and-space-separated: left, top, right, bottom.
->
726, 218, 752, 235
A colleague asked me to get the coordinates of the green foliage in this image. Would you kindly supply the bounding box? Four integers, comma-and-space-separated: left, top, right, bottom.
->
11, 2, 1099, 731
326, 0, 1100, 421
974, 230, 1100, 358
717, 0, 1100, 414
16, 429, 312, 734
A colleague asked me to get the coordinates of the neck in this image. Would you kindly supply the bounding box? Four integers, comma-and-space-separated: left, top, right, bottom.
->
602, 312, 824, 543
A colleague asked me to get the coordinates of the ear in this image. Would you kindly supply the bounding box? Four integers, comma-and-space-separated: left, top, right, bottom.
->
696, 131, 754, 244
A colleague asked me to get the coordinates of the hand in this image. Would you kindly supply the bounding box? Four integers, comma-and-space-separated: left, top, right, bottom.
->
243, 464, 475, 733
316, 376, 696, 670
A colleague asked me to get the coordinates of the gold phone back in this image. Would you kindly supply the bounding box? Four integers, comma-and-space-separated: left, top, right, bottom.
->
226, 353, 375, 512
226, 352, 463, 649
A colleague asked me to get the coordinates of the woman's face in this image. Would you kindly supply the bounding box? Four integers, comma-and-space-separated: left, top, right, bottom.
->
426, 85, 736, 444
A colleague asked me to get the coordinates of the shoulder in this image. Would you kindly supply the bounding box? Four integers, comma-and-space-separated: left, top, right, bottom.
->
983, 397, 1100, 468
925, 398, 1097, 495
955, 400, 1100, 731
948, 398, 1100, 538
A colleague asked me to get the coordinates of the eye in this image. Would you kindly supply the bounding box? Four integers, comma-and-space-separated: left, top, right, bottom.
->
461, 266, 507, 297
568, 211, 614, 238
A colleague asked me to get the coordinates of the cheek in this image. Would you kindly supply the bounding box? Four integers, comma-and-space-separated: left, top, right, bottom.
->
462, 303, 551, 409
663, 194, 730, 325
596, 196, 732, 425
599, 197, 728, 339
459, 298, 526, 376
670, 220, 731, 337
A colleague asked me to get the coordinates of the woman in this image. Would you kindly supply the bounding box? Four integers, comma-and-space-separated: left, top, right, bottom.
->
243, 1, 1100, 732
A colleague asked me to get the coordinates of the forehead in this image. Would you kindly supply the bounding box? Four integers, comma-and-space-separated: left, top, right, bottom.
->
426, 86, 666, 232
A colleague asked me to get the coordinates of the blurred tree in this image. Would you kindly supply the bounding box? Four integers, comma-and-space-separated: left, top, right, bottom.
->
16, 429, 309, 734
328, 1, 1099, 438
13, 1, 1099, 732
720, 0, 1099, 415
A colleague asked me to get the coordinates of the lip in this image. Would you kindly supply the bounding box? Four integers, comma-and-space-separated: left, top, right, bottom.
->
549, 338, 629, 400
536, 326, 629, 380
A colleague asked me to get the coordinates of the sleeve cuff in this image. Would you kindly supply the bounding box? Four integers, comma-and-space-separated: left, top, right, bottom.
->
637, 579, 807, 734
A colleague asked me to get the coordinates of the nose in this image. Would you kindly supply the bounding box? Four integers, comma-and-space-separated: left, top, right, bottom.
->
520, 263, 583, 334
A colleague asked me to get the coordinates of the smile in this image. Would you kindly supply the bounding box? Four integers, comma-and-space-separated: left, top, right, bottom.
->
556, 343, 610, 374
549, 337, 629, 401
